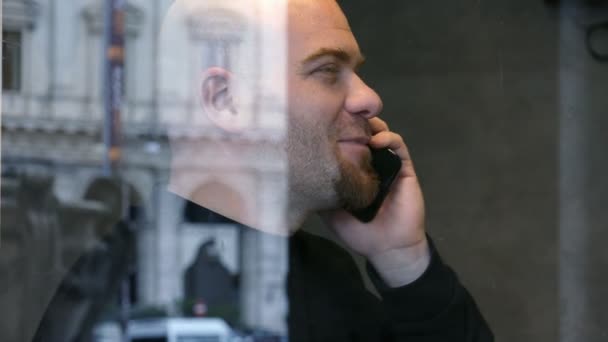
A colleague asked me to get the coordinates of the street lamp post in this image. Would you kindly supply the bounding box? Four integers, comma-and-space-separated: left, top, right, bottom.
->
103, 0, 125, 176
103, 1, 129, 342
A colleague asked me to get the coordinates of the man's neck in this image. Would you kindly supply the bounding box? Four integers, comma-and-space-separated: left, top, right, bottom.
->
168, 178, 307, 236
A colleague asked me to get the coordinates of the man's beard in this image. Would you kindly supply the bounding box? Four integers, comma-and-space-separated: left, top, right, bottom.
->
286, 117, 379, 211
334, 147, 380, 211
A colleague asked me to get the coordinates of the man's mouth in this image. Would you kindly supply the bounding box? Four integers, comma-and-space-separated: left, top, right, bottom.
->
337, 136, 371, 145
337, 138, 372, 161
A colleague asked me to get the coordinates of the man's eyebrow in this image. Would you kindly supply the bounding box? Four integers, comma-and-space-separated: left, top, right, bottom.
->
301, 48, 366, 68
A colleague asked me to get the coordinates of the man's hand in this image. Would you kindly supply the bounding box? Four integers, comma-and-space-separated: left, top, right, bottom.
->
322, 117, 430, 287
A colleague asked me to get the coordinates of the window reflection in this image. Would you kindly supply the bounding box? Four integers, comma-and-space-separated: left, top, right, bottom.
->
4, 0, 608, 341
1, 0, 288, 341
2, 31, 22, 91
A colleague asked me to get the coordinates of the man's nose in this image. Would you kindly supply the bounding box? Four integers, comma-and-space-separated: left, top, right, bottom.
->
344, 74, 383, 119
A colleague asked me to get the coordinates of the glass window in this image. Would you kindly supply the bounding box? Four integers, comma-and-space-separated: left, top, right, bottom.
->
132, 338, 167, 342
2, 31, 22, 91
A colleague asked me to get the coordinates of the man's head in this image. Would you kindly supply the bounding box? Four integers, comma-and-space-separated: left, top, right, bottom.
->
285, 0, 383, 212
163, 0, 383, 225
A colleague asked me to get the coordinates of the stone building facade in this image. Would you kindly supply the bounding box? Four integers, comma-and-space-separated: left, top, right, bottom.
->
2, 0, 289, 335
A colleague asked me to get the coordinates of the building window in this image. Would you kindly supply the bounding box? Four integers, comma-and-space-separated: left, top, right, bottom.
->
2, 31, 22, 91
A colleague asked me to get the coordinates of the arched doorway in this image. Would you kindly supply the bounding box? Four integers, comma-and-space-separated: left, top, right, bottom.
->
180, 180, 246, 322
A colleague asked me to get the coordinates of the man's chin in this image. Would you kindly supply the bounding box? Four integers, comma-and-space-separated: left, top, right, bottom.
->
337, 142, 372, 166
335, 161, 380, 211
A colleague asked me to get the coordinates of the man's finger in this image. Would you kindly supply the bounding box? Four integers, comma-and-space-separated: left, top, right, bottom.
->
370, 131, 418, 177
370, 131, 411, 161
369, 117, 389, 134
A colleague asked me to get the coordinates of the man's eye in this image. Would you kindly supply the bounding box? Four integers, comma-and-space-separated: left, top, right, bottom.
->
314, 64, 340, 74
312, 64, 341, 84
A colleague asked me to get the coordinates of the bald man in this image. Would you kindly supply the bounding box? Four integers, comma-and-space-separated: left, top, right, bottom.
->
163, 0, 494, 340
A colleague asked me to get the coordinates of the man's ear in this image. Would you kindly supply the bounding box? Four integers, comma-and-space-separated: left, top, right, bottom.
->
200, 67, 240, 132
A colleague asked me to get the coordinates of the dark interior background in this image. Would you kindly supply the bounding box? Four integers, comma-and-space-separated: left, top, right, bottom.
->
306, 0, 608, 341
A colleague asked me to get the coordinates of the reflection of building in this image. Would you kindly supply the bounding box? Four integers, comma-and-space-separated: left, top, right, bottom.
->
1, 0, 287, 335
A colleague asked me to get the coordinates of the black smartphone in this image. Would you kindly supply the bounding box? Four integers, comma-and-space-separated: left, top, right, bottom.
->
350, 148, 402, 222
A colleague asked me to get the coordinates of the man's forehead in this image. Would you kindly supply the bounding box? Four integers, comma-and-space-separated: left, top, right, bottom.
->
174, 0, 255, 21
287, 0, 361, 66
170, 0, 348, 32
166, 0, 359, 65
288, 0, 351, 33
172, 0, 298, 36
175, 0, 283, 10
300, 47, 365, 68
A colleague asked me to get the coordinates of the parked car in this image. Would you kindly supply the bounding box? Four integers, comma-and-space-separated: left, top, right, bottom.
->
129, 317, 232, 342
93, 317, 233, 342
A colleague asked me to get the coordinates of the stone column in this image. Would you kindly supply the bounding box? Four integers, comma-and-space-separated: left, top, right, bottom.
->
239, 170, 288, 334
155, 188, 183, 311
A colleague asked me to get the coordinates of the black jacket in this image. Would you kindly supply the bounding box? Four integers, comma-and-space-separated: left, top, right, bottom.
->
287, 230, 494, 342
